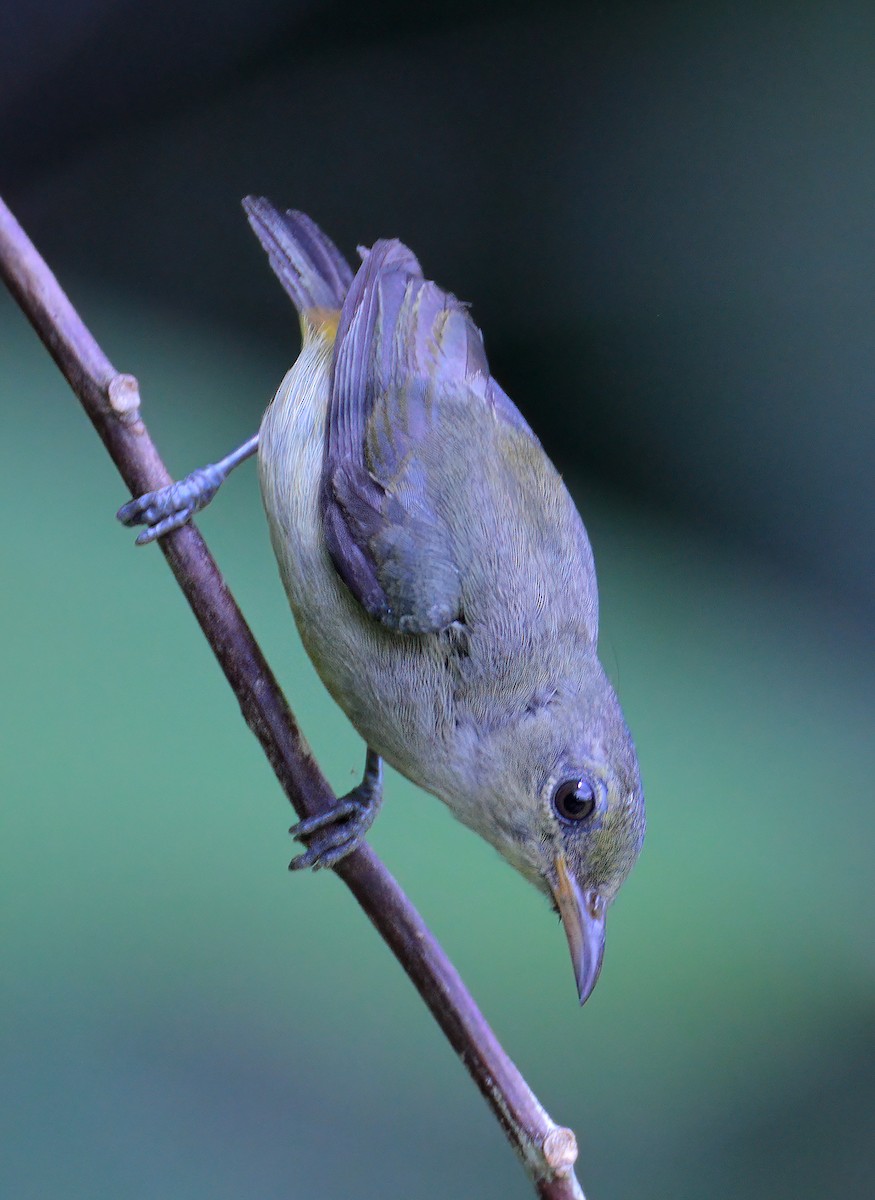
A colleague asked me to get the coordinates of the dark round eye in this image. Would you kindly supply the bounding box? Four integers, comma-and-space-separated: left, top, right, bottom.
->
552, 778, 596, 822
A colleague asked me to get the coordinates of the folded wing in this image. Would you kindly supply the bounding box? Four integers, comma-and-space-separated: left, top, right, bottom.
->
322, 238, 537, 633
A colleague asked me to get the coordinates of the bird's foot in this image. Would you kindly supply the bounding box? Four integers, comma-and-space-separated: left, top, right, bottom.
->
289, 749, 383, 871
117, 465, 224, 544
117, 433, 259, 544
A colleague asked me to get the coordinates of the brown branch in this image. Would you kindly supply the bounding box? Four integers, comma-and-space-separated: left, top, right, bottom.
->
0, 194, 585, 1200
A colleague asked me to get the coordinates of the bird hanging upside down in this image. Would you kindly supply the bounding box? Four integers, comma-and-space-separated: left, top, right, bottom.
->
119, 197, 645, 1005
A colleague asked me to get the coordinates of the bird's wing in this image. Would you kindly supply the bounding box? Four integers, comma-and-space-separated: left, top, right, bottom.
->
322, 238, 538, 633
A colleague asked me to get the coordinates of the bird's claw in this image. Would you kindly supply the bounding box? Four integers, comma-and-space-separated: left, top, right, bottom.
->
117, 466, 223, 544
290, 750, 383, 871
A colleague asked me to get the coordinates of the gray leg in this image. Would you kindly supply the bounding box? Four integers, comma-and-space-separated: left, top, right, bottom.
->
290, 749, 383, 871
117, 433, 259, 544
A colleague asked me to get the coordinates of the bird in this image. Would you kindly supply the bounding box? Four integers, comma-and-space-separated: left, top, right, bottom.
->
118, 197, 645, 1004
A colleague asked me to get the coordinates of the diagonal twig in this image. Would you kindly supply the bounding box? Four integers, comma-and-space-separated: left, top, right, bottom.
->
0, 193, 584, 1200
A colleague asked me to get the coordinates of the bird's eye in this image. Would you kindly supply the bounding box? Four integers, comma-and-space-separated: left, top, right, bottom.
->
552, 778, 596, 822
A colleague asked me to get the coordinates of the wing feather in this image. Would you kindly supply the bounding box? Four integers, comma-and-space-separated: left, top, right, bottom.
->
322, 238, 537, 632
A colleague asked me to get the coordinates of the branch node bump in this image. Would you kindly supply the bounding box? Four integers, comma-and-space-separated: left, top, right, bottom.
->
542, 1126, 578, 1174
108, 373, 142, 425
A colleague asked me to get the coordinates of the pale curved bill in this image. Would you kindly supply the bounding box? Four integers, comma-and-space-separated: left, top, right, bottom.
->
552, 853, 606, 1005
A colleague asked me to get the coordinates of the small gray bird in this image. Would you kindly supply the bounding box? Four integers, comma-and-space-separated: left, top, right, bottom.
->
119, 198, 645, 1004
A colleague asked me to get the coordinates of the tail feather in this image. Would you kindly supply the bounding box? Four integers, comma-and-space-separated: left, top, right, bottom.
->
242, 196, 353, 314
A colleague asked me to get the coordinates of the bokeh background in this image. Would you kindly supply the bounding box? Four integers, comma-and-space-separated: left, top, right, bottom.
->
2, 3, 873, 1197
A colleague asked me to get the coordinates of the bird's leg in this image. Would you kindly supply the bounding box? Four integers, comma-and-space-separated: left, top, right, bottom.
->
117, 433, 260, 544
290, 748, 383, 871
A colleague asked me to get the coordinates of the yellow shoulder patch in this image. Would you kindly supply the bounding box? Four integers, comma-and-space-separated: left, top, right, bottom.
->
301, 306, 340, 344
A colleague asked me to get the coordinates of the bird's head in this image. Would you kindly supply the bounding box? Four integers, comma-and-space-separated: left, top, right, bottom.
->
459, 658, 645, 1005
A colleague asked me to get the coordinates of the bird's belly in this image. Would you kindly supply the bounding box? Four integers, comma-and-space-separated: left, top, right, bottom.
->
257, 351, 461, 800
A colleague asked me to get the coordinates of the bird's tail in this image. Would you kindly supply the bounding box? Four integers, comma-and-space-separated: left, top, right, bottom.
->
242, 197, 354, 332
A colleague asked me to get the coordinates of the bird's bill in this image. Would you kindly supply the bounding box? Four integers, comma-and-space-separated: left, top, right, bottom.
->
552, 853, 606, 1005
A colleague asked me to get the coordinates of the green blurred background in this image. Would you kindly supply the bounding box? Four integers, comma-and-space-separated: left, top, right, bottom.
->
2, 3, 874, 1197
